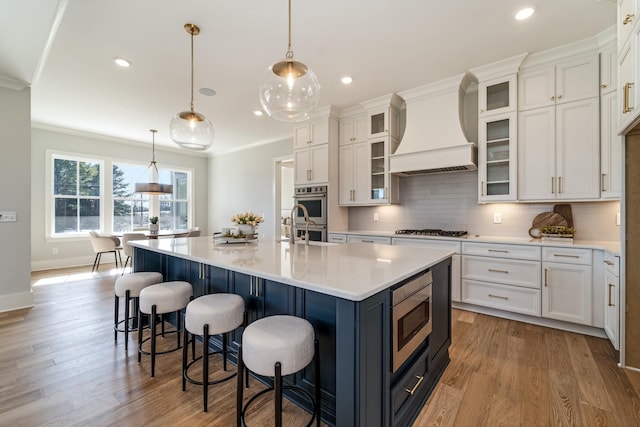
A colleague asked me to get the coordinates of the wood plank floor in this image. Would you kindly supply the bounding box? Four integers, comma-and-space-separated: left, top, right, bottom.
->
0, 265, 638, 426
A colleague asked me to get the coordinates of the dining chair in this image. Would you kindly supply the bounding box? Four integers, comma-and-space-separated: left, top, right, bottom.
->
121, 232, 147, 275
89, 231, 122, 272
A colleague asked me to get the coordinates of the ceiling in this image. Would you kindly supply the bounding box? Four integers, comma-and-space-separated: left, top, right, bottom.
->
1, 0, 616, 156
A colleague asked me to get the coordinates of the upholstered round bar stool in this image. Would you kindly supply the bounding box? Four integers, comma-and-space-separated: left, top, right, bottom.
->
137, 281, 192, 377
237, 315, 320, 427
182, 293, 246, 412
114, 271, 163, 350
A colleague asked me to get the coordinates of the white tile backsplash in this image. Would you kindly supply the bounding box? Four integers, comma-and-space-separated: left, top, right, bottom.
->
348, 171, 621, 241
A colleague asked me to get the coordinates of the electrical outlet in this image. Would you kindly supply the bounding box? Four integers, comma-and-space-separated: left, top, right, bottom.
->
0, 211, 16, 222
373, 212, 379, 221
616, 212, 621, 226
493, 212, 502, 224
52, 248, 59, 255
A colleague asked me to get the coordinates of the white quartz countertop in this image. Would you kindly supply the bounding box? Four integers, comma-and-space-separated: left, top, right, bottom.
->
331, 230, 621, 255
130, 237, 454, 301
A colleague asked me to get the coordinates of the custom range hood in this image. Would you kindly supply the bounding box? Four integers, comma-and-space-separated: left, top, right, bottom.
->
390, 73, 478, 175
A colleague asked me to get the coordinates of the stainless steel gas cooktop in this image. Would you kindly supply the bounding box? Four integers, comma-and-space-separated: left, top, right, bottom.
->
394, 229, 468, 238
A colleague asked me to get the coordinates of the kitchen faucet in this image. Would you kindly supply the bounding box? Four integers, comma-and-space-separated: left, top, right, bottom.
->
290, 204, 311, 245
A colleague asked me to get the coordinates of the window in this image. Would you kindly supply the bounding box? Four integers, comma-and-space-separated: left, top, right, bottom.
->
112, 162, 192, 232
112, 163, 150, 232
52, 155, 103, 235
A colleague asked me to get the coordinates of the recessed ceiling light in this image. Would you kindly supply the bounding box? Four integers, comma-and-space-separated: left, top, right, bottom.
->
253, 110, 264, 116
114, 57, 131, 67
199, 88, 217, 96
341, 76, 353, 85
515, 7, 534, 20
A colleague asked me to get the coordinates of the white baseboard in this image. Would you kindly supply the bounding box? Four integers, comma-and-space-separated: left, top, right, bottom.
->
0, 290, 34, 313
452, 302, 608, 339
31, 255, 95, 271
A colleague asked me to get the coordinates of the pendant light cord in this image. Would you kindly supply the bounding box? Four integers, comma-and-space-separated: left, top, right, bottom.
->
286, 0, 293, 60
190, 27, 195, 113
149, 129, 159, 175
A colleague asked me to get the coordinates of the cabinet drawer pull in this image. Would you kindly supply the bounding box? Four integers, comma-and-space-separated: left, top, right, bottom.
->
488, 294, 508, 300
624, 13, 634, 25
601, 173, 606, 192
623, 82, 635, 114
544, 268, 548, 287
361, 240, 374, 243
404, 375, 424, 396
553, 254, 580, 258
608, 283, 615, 307
488, 269, 509, 274
488, 249, 508, 253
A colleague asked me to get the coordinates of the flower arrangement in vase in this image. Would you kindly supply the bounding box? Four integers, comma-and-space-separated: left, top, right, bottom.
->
231, 212, 264, 236
149, 216, 159, 233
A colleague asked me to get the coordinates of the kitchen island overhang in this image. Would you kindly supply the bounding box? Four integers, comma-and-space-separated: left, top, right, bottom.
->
130, 237, 453, 427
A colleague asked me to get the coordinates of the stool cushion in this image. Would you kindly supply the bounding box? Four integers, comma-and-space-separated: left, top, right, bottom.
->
185, 294, 244, 336
139, 281, 192, 314
242, 315, 314, 377
114, 272, 163, 297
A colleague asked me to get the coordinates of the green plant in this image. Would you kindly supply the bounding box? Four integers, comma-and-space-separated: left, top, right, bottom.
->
149, 216, 159, 224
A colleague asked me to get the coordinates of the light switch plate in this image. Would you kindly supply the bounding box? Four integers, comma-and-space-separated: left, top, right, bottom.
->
493, 212, 502, 224
0, 212, 16, 222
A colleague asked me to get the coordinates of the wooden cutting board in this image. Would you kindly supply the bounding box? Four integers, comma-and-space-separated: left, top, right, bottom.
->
553, 204, 574, 228
531, 212, 568, 229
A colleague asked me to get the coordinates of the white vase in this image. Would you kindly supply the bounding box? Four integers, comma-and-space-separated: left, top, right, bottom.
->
237, 224, 254, 236
149, 223, 159, 233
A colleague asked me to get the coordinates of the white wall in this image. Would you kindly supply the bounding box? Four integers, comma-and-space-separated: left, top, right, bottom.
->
0, 86, 32, 312
209, 138, 293, 237
31, 127, 209, 270
349, 170, 621, 242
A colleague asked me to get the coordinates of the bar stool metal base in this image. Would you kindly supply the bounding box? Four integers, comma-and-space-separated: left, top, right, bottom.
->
137, 305, 183, 377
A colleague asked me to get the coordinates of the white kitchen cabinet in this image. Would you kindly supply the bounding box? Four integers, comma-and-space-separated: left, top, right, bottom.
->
600, 43, 617, 96
604, 252, 620, 350
478, 74, 516, 117
339, 114, 367, 146
461, 242, 542, 316
478, 112, 517, 201
347, 235, 391, 245
618, 26, 640, 133
361, 93, 404, 140
339, 142, 369, 205
518, 97, 600, 201
368, 137, 400, 204
542, 247, 593, 325
327, 233, 347, 244
393, 237, 461, 303
294, 143, 329, 185
618, 0, 639, 52
601, 90, 622, 198
518, 54, 599, 111
293, 118, 329, 150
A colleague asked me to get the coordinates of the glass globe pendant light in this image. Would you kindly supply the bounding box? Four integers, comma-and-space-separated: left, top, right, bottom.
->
135, 130, 174, 195
259, 0, 320, 122
169, 23, 214, 151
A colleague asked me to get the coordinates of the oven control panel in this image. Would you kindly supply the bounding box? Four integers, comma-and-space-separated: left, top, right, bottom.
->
295, 185, 327, 195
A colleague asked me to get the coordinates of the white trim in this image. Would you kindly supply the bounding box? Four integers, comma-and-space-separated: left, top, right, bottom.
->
31, 0, 69, 86
31, 255, 95, 272
0, 75, 29, 91
0, 291, 34, 313
452, 301, 608, 339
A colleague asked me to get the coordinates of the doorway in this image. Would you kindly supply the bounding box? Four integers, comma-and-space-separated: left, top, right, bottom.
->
274, 157, 294, 240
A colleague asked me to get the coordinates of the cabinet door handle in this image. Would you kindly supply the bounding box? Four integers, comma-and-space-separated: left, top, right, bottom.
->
624, 13, 635, 25
551, 177, 555, 194
488, 294, 509, 300
553, 254, 580, 258
601, 173, 606, 192
623, 82, 635, 113
488, 249, 508, 253
604, 260, 614, 266
558, 176, 562, 194
249, 276, 253, 296
481, 181, 485, 197
601, 84, 608, 89
404, 375, 424, 396
488, 269, 509, 274
544, 268, 548, 287
551, 95, 555, 101
254, 277, 260, 297
608, 283, 615, 307
557, 94, 562, 99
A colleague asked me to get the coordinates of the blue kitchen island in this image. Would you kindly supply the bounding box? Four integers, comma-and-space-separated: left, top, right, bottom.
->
130, 236, 453, 427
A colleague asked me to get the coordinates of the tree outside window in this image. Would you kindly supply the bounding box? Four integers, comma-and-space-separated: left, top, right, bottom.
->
112, 163, 150, 232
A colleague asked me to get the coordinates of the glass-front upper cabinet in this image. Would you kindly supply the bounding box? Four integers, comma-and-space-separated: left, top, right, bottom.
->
478, 112, 517, 201
368, 137, 400, 204
478, 75, 516, 117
